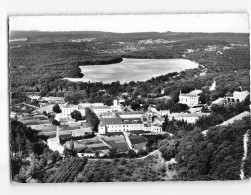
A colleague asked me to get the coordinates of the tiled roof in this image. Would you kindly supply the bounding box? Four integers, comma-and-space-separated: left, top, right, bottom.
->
117, 111, 144, 115
41, 96, 64, 101
99, 117, 144, 126
63, 103, 79, 108
122, 117, 142, 120
189, 89, 203, 95
122, 120, 143, 125
100, 112, 113, 116
225, 92, 233, 97
91, 106, 111, 109
74, 127, 93, 133
77, 148, 94, 153
99, 118, 123, 127
179, 93, 199, 97
28, 95, 41, 99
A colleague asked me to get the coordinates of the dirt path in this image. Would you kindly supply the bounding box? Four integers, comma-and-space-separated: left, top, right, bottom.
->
240, 130, 249, 180
136, 150, 160, 160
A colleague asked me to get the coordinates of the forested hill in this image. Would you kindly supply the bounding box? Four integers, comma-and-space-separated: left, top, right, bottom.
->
159, 116, 251, 181
10, 30, 249, 45
9, 31, 250, 106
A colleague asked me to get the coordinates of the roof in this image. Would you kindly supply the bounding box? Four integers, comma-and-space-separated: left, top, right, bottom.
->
28, 95, 41, 100
78, 148, 94, 153
91, 106, 111, 109
74, 127, 93, 133
189, 89, 203, 95
179, 93, 199, 98
159, 110, 170, 112
122, 119, 143, 125
24, 121, 40, 125
157, 117, 165, 122
122, 117, 142, 121
41, 96, 64, 101
225, 92, 233, 97
212, 97, 225, 104
100, 112, 113, 116
99, 118, 123, 127
62, 104, 78, 108
117, 111, 144, 115
156, 95, 171, 100
152, 119, 163, 126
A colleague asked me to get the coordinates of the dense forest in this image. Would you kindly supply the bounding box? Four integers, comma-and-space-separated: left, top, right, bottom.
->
174, 117, 250, 180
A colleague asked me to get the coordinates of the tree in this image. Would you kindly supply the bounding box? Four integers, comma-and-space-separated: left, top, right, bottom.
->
52, 119, 60, 126
95, 151, 99, 157
131, 101, 140, 111
68, 139, 77, 157
128, 149, 137, 158
85, 108, 99, 132
32, 142, 46, 155
70, 110, 82, 121
108, 148, 118, 158
53, 104, 62, 113
138, 149, 148, 156
39, 86, 49, 97
162, 115, 169, 131
199, 93, 207, 104
63, 148, 71, 158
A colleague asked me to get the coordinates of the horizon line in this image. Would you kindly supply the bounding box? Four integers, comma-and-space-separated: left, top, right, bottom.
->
9, 30, 249, 34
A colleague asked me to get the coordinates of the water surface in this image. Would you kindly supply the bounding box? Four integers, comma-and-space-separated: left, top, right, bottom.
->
64, 58, 199, 83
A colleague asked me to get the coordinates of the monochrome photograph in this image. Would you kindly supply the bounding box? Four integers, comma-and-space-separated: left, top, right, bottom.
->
9, 14, 250, 183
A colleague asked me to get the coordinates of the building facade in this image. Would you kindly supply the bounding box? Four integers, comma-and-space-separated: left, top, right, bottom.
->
98, 115, 162, 134
233, 91, 249, 102
168, 112, 211, 123
179, 91, 199, 107
61, 104, 79, 118
47, 126, 65, 155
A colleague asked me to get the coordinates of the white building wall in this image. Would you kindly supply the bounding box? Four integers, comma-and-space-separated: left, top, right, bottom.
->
77, 153, 95, 158
171, 116, 198, 123
98, 123, 162, 134
47, 138, 65, 155
179, 96, 199, 107
119, 114, 143, 119
233, 91, 249, 102
92, 108, 112, 115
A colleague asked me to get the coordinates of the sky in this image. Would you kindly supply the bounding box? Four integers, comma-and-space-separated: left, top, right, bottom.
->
9, 14, 249, 33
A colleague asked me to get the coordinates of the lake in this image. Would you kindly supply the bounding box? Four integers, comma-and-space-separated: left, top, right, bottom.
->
64, 58, 199, 83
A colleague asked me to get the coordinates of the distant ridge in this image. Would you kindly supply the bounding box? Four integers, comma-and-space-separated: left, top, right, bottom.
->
9, 30, 249, 45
